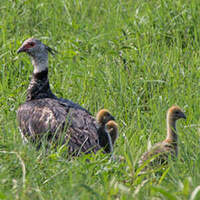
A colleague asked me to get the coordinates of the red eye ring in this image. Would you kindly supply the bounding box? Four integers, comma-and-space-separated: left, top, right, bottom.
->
24, 42, 35, 49
29, 42, 35, 47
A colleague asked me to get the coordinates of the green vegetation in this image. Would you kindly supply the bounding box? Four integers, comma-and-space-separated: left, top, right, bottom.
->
0, 0, 200, 199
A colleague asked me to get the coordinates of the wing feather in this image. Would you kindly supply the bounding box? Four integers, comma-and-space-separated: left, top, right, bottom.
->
17, 98, 101, 154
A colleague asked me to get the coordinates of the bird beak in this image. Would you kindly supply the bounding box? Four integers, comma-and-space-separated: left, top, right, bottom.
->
17, 46, 26, 54
110, 116, 115, 121
181, 113, 186, 120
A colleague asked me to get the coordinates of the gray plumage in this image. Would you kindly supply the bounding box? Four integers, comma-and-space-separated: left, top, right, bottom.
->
17, 38, 103, 155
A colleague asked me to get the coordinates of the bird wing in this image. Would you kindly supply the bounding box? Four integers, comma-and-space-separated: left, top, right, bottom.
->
17, 98, 101, 154
138, 142, 175, 167
57, 97, 91, 114
63, 107, 101, 155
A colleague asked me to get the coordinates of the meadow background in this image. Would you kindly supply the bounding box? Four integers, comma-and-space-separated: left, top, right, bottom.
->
0, 0, 200, 199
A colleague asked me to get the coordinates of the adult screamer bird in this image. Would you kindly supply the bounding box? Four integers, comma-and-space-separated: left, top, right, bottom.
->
17, 38, 113, 155
138, 106, 186, 171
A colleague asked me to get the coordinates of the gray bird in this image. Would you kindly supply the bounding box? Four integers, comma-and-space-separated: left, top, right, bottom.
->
17, 38, 108, 155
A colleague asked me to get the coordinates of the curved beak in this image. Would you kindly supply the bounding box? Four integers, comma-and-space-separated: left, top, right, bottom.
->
17, 46, 26, 54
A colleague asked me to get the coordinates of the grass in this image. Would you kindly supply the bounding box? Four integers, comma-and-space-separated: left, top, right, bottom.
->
0, 0, 200, 199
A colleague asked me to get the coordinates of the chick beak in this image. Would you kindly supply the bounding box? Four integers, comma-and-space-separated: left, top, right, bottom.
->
181, 113, 186, 120
110, 116, 115, 121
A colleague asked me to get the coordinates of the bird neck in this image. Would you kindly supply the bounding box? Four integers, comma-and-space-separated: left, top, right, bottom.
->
32, 54, 48, 74
26, 69, 56, 101
110, 129, 118, 145
166, 117, 178, 144
97, 126, 113, 153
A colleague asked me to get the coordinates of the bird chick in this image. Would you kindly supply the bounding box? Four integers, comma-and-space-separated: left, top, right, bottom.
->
96, 109, 115, 126
96, 109, 115, 153
138, 106, 186, 171
105, 120, 118, 146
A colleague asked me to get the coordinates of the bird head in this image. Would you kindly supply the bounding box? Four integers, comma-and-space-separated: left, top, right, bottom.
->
105, 120, 118, 136
96, 109, 115, 126
17, 38, 56, 58
167, 106, 186, 121
105, 120, 118, 145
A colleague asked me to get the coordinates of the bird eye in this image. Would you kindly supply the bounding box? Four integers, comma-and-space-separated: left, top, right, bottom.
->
25, 42, 35, 49
29, 42, 35, 47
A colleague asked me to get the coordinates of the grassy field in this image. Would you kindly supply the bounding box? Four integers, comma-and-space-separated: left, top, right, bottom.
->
1, 0, 200, 199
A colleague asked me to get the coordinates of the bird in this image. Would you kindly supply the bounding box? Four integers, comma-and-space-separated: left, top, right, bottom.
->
138, 106, 186, 171
16, 38, 112, 155
96, 109, 115, 127
105, 120, 118, 146
100, 120, 119, 154
96, 109, 116, 153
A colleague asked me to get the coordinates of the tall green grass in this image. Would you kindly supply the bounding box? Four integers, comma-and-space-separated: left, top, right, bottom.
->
0, 0, 200, 199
